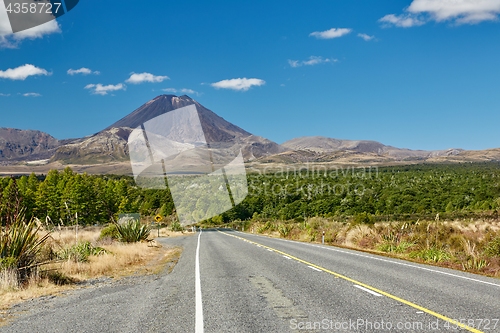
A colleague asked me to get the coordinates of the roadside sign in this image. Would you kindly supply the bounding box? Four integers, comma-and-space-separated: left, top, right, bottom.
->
118, 213, 140, 224
155, 214, 163, 222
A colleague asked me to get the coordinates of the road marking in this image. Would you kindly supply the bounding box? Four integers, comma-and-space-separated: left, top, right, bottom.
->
220, 230, 484, 333
247, 233, 500, 288
307, 265, 322, 272
354, 285, 382, 297
195, 230, 204, 333
283, 255, 292, 260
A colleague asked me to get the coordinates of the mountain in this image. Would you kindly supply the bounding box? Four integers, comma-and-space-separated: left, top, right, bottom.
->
0, 128, 60, 162
50, 127, 130, 164
51, 95, 286, 164
1, 96, 500, 175
281, 136, 463, 160
249, 136, 466, 166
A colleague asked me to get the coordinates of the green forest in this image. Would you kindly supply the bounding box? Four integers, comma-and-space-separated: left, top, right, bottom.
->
1, 163, 500, 226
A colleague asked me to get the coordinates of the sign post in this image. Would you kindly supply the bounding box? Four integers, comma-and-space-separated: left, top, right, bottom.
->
155, 214, 162, 237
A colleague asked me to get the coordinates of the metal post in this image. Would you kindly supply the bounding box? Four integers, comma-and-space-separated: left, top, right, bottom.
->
75, 212, 78, 245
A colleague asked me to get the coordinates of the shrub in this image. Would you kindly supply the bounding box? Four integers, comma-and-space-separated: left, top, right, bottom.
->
57, 241, 107, 263
99, 223, 119, 240
410, 247, 450, 262
462, 258, 489, 271
170, 221, 183, 232
484, 237, 500, 257
353, 212, 374, 225
277, 224, 293, 238
257, 221, 277, 233
0, 214, 50, 283
115, 221, 150, 243
377, 241, 415, 253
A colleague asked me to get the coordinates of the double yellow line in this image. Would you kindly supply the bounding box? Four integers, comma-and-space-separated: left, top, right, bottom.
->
219, 230, 484, 333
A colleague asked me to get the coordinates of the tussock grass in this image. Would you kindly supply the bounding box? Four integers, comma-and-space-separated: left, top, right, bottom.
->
249, 217, 500, 277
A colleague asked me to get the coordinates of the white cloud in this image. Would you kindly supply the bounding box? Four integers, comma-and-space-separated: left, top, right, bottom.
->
379, 14, 425, 27
126, 72, 169, 84
357, 33, 375, 41
0, 93, 10, 97
162, 88, 199, 95
288, 56, 338, 68
67, 68, 100, 75
0, 5, 60, 49
180, 88, 196, 94
23, 92, 41, 97
211, 78, 265, 91
0, 64, 50, 80
309, 28, 352, 39
85, 83, 126, 95
408, 0, 500, 23
380, 0, 500, 27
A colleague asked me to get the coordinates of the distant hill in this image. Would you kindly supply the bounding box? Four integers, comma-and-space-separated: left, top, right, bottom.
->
281, 136, 463, 160
0, 128, 60, 162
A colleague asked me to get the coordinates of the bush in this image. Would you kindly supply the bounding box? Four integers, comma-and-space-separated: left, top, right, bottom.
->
484, 237, 500, 257
410, 247, 450, 262
353, 212, 374, 225
170, 221, 183, 232
115, 221, 150, 243
99, 223, 119, 240
57, 241, 107, 263
377, 241, 415, 253
277, 224, 293, 238
0, 214, 50, 282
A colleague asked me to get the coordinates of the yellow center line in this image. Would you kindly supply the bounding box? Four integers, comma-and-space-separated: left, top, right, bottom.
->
218, 230, 484, 333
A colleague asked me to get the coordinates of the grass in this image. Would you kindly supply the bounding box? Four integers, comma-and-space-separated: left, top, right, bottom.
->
0, 227, 182, 312
247, 217, 500, 277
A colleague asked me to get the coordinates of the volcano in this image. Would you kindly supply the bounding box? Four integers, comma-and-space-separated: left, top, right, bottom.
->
51, 95, 286, 164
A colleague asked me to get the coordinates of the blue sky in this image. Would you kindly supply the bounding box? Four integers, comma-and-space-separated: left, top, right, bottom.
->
0, 0, 499, 151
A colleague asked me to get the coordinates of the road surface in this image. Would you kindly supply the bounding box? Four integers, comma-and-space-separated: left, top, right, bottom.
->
2, 229, 499, 332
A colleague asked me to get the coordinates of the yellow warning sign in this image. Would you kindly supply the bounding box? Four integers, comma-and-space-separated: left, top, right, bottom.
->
155, 214, 162, 222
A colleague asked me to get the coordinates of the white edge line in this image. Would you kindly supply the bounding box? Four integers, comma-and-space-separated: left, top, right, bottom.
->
283, 255, 292, 260
244, 233, 500, 288
307, 265, 322, 272
195, 230, 204, 333
354, 284, 382, 297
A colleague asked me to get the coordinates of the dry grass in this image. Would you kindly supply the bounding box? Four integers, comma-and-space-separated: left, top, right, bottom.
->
57, 242, 178, 279
0, 227, 182, 313
149, 227, 195, 239
249, 218, 500, 278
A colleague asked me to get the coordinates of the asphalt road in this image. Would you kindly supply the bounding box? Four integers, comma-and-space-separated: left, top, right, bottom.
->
2, 229, 500, 333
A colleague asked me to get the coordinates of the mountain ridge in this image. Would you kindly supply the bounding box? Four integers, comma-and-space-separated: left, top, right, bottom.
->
0, 95, 499, 173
